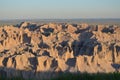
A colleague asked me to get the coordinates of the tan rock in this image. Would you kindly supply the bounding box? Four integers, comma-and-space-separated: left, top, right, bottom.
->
0, 22, 120, 79
67, 25, 77, 33
57, 57, 68, 71
15, 52, 34, 70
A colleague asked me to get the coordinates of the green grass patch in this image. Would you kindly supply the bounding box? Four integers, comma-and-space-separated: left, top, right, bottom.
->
51, 72, 120, 80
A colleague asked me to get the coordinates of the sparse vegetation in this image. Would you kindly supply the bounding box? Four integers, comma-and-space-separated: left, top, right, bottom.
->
50, 72, 120, 80
0, 72, 120, 80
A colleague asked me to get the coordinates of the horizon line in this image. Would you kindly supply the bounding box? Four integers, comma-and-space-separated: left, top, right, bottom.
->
1, 18, 120, 21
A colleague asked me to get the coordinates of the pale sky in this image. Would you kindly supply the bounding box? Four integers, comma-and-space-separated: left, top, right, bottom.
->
0, 0, 120, 19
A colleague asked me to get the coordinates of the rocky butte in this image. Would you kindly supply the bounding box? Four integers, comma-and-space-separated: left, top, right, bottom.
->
0, 22, 120, 79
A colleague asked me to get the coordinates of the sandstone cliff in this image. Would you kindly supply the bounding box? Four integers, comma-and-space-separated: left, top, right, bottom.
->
0, 22, 120, 79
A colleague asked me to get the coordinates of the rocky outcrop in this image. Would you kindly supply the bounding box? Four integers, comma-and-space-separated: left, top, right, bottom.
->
0, 22, 120, 79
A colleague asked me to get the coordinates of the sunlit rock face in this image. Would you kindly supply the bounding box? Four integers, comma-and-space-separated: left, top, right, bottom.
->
0, 22, 120, 79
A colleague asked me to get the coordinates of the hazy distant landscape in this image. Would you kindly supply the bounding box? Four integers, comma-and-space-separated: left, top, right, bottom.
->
0, 19, 120, 26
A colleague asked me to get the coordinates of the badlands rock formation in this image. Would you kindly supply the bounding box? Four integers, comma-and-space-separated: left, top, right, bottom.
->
0, 22, 120, 79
